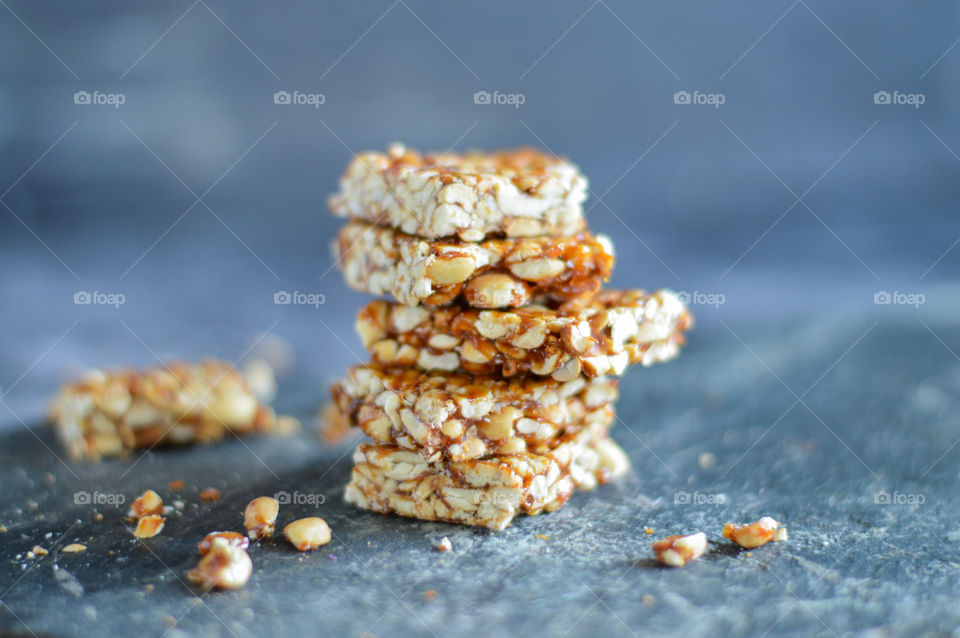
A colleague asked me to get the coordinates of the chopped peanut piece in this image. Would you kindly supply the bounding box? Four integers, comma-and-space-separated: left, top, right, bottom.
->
130, 490, 163, 519
244, 497, 279, 540
134, 515, 166, 539
168, 480, 185, 491
31, 545, 48, 556
62, 543, 86, 554
199, 488, 221, 502
187, 537, 252, 590
198, 531, 249, 555
435, 537, 452, 552
722, 517, 787, 549
652, 532, 707, 567
283, 517, 331, 551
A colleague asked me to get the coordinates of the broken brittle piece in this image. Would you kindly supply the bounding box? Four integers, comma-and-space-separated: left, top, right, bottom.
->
722, 516, 788, 549
49, 359, 277, 459
652, 532, 707, 567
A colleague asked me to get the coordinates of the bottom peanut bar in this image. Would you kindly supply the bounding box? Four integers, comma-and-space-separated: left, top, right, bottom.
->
49, 360, 276, 459
344, 425, 630, 530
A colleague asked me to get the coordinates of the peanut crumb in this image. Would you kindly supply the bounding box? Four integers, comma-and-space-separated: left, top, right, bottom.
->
130, 490, 164, 519
644, 527, 653, 534
134, 515, 165, 539
641, 594, 656, 607
652, 532, 707, 567
244, 497, 279, 540
535, 534, 549, 540
283, 517, 331, 551
423, 589, 437, 602
62, 543, 87, 554
434, 537, 452, 552
31, 545, 48, 556
199, 488, 221, 502
722, 517, 787, 549
187, 537, 252, 590
168, 480, 185, 491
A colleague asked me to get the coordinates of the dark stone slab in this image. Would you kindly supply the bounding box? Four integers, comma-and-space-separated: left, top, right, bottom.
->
1, 315, 958, 637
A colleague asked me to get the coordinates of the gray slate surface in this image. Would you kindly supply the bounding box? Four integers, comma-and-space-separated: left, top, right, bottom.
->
2, 311, 959, 638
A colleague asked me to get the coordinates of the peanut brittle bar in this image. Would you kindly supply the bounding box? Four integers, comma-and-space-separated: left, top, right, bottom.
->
331, 365, 618, 462
356, 289, 692, 379
49, 360, 276, 459
343, 424, 630, 530
335, 221, 614, 308
328, 144, 588, 241
344, 445, 572, 530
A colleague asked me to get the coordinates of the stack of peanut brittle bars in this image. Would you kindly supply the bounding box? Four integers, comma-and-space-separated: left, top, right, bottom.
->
329, 144, 692, 530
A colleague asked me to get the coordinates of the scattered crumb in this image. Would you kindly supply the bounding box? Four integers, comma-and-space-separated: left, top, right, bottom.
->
744, 551, 752, 557
641, 594, 656, 607
168, 480, 185, 491
434, 537, 452, 552
199, 488, 221, 502
644, 527, 653, 535
275, 415, 301, 436
535, 534, 549, 541
697, 452, 716, 470
187, 537, 252, 590
134, 515, 166, 539
173, 500, 185, 511
143, 584, 154, 593
722, 517, 787, 549
423, 589, 437, 602
62, 543, 86, 554
94, 512, 104, 522
31, 545, 49, 556
0, 524, 7, 533
130, 490, 164, 519
652, 532, 707, 567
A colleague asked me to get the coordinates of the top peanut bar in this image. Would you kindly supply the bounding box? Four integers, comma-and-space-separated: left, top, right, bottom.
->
328, 144, 588, 241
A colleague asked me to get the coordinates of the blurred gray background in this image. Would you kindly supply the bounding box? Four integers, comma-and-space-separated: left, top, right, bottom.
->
1, 0, 958, 421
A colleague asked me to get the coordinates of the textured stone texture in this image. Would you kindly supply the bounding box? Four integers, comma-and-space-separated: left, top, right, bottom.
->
1, 314, 958, 637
